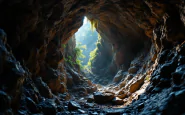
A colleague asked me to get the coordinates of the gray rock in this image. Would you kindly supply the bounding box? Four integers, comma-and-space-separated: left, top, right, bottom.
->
68, 101, 81, 111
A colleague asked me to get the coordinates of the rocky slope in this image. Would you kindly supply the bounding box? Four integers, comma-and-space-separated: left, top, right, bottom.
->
0, 0, 185, 114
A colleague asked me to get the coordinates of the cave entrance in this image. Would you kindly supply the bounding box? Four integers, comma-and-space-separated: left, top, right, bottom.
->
74, 17, 99, 72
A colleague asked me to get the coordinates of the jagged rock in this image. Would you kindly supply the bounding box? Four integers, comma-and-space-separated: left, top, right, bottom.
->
151, 75, 161, 85
26, 97, 39, 113
78, 109, 86, 114
72, 87, 88, 96
119, 74, 134, 88
86, 86, 97, 93
87, 95, 94, 103
178, 55, 185, 65
59, 93, 71, 101
157, 78, 171, 88
34, 77, 53, 98
116, 90, 127, 99
159, 63, 176, 78
59, 82, 67, 93
67, 67, 81, 83
84, 103, 94, 108
178, 43, 185, 56
0, 91, 11, 112
113, 70, 127, 83
152, 87, 162, 93
128, 66, 139, 74
48, 76, 62, 93
66, 73, 73, 88
68, 101, 81, 111
112, 97, 124, 105
93, 92, 115, 104
39, 99, 57, 115
129, 76, 145, 93
158, 50, 169, 64
105, 108, 125, 115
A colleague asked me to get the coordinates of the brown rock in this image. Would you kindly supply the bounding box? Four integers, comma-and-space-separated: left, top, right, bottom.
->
117, 89, 127, 99
60, 82, 67, 93
48, 76, 61, 93
129, 76, 145, 93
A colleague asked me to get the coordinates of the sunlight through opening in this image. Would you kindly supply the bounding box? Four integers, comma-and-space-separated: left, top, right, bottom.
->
75, 16, 99, 71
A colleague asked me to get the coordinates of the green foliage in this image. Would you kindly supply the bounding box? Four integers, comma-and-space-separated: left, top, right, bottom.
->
62, 44, 66, 48
75, 42, 86, 69
87, 48, 98, 67
86, 34, 102, 68
64, 55, 75, 66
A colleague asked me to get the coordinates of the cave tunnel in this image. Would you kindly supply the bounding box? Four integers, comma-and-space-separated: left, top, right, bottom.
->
0, 0, 185, 114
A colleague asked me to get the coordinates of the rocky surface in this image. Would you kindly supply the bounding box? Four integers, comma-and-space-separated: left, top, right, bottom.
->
0, 0, 185, 115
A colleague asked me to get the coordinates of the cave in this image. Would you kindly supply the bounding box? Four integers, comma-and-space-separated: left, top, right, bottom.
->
0, 0, 185, 115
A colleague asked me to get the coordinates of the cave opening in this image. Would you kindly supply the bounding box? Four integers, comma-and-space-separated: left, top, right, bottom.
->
74, 16, 98, 71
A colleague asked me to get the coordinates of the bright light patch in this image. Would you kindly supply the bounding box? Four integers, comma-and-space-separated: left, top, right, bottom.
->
83, 17, 88, 25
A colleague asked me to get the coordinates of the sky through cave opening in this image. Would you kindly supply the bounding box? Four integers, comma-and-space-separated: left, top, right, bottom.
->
75, 17, 99, 71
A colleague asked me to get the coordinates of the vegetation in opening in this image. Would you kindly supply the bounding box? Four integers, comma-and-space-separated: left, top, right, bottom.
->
87, 34, 102, 68
75, 16, 99, 70
75, 42, 86, 69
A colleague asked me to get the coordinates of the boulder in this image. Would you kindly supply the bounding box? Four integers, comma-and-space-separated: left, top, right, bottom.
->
93, 92, 115, 104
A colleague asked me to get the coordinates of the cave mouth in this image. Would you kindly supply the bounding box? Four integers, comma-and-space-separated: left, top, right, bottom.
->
74, 16, 98, 71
